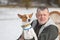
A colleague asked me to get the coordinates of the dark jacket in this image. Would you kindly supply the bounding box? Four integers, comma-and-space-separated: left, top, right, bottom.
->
31, 19, 58, 40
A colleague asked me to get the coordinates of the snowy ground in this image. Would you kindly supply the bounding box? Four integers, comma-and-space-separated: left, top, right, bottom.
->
0, 7, 60, 40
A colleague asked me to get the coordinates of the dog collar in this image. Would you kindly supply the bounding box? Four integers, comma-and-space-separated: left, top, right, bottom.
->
23, 26, 32, 30
22, 24, 30, 27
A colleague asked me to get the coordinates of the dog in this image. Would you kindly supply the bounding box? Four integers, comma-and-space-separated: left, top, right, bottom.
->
17, 13, 38, 40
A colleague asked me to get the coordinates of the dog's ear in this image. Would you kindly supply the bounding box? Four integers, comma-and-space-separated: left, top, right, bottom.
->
29, 13, 33, 18
17, 14, 22, 18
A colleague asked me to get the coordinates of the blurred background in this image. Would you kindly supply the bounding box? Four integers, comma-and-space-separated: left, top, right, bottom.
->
0, 0, 60, 7
0, 0, 60, 40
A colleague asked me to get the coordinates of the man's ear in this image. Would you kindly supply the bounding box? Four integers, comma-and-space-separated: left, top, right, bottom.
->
17, 14, 22, 18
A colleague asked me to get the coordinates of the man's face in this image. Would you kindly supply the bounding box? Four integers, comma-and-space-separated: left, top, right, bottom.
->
36, 9, 49, 25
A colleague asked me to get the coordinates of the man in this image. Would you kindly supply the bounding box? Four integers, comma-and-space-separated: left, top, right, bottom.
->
31, 6, 59, 40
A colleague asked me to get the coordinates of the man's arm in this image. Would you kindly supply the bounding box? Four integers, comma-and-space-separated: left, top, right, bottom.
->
38, 25, 58, 40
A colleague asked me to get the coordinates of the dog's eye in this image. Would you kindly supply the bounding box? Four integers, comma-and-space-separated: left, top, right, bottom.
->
29, 14, 33, 18
29, 15, 32, 18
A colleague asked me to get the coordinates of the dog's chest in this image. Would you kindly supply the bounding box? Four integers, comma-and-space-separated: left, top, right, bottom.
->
24, 28, 33, 34
24, 28, 34, 39
23, 25, 32, 35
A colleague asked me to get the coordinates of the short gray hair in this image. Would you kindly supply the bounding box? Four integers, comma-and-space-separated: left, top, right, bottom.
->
37, 6, 48, 12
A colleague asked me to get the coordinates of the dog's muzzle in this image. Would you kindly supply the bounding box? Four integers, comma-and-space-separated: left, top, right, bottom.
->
28, 19, 30, 22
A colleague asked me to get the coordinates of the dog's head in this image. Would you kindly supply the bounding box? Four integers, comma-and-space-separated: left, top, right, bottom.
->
18, 13, 33, 23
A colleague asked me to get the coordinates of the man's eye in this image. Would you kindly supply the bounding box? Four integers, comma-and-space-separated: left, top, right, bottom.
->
38, 14, 41, 16
44, 14, 46, 16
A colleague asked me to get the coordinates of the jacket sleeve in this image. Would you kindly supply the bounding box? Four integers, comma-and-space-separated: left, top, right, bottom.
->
31, 20, 37, 28
38, 25, 58, 40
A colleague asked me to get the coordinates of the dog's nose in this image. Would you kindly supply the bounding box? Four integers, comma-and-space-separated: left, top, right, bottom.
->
28, 19, 30, 22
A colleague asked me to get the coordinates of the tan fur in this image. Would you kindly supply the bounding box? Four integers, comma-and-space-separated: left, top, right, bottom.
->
50, 11, 60, 15
18, 13, 33, 22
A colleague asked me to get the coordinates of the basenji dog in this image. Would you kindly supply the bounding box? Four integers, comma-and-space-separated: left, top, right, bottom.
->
17, 13, 37, 40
